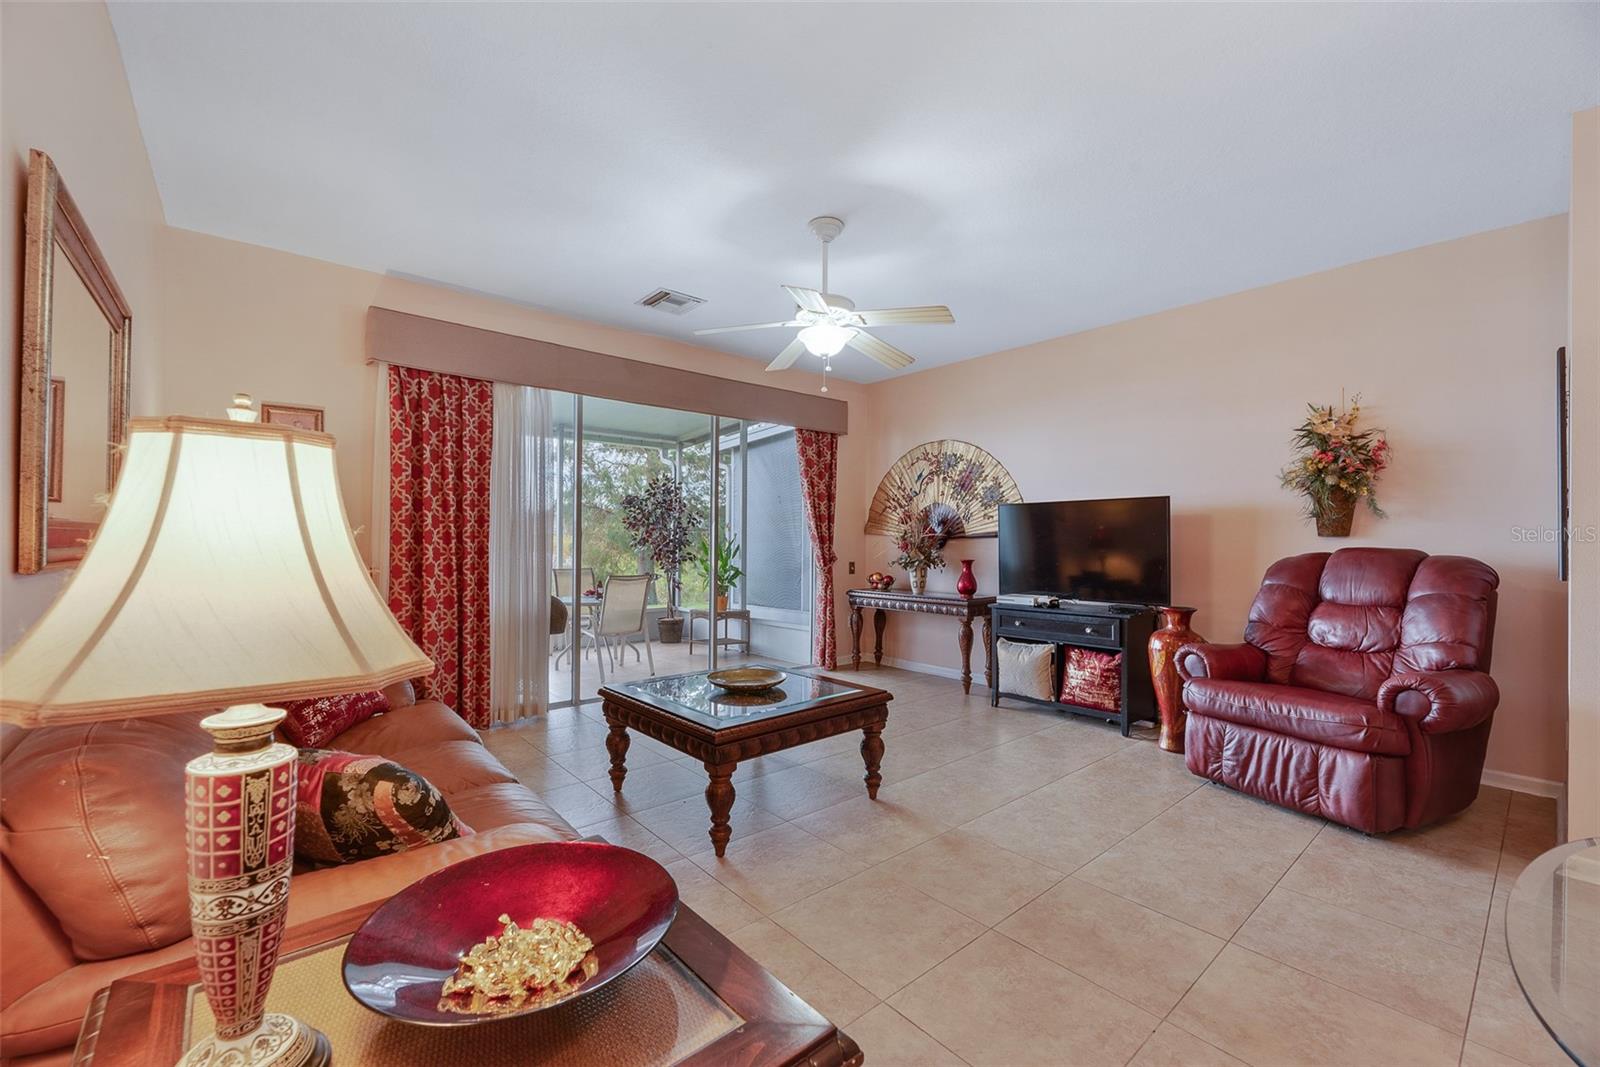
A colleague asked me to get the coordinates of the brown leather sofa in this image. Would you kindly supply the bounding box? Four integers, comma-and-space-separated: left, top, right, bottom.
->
1177, 548, 1499, 833
0, 682, 577, 1064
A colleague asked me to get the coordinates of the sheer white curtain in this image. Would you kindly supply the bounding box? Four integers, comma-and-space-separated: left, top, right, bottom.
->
370, 361, 391, 597
489, 382, 552, 723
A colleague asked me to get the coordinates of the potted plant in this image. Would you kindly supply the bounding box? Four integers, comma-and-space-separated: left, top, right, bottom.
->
693, 534, 744, 612
892, 505, 948, 595
619, 473, 702, 642
1280, 397, 1390, 536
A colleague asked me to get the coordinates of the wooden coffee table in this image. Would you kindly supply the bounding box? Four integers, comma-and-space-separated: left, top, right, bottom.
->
73, 883, 861, 1066
600, 666, 893, 857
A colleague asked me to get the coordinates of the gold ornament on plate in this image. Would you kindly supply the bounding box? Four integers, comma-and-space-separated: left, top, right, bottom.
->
440, 915, 599, 1014
865, 440, 1021, 538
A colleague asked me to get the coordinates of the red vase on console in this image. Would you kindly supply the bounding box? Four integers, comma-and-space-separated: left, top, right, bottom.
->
1147, 606, 1203, 753
955, 559, 978, 598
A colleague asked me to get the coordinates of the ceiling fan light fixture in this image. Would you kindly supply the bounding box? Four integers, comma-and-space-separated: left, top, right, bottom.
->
798, 321, 855, 358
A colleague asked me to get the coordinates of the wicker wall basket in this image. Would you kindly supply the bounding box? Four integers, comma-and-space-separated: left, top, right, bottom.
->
1314, 489, 1357, 537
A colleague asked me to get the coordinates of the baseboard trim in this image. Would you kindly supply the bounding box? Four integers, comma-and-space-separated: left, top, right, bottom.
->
878, 656, 967, 682
881, 658, 1569, 800
1481, 769, 1566, 800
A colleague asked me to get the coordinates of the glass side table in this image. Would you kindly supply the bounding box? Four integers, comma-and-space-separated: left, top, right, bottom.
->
1506, 837, 1600, 1067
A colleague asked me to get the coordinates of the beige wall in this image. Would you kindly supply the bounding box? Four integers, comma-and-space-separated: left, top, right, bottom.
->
861, 217, 1571, 785
1, 1, 166, 649
1568, 107, 1600, 838
154, 225, 872, 655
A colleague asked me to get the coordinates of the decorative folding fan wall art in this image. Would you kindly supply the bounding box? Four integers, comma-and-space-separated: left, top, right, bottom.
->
865, 441, 1023, 538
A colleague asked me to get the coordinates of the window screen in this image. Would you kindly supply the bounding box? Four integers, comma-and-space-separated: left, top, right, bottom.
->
744, 429, 808, 611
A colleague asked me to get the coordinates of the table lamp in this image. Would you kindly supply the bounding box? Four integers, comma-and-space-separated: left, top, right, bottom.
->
0, 400, 432, 1067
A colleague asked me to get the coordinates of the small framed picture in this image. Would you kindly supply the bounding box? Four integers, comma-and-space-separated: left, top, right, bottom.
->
261, 402, 324, 432
48, 378, 65, 502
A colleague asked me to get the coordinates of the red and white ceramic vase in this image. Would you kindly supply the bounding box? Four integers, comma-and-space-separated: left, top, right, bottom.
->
181, 704, 328, 1067
1147, 607, 1203, 754
955, 559, 978, 598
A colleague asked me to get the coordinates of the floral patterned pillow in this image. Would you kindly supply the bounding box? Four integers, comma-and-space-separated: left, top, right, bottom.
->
274, 690, 389, 748
294, 749, 470, 866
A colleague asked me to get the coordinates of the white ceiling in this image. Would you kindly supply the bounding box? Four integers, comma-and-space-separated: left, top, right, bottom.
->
552, 395, 726, 440
109, 2, 1599, 383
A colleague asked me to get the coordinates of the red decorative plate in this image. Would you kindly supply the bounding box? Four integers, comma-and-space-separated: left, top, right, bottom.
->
342, 841, 678, 1025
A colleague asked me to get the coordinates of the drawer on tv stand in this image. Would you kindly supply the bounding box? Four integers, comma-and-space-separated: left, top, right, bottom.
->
995, 613, 1120, 649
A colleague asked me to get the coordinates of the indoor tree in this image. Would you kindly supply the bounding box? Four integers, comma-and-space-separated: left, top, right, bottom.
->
619, 472, 702, 639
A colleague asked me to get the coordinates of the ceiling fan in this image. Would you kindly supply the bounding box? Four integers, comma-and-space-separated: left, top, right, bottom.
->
694, 216, 954, 391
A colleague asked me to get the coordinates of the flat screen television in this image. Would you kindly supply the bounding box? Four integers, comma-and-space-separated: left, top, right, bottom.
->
998, 497, 1170, 606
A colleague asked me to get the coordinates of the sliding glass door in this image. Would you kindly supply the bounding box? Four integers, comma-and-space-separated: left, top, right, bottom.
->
545, 397, 809, 709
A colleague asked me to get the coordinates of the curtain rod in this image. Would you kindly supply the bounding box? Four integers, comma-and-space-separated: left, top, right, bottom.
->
366, 307, 848, 436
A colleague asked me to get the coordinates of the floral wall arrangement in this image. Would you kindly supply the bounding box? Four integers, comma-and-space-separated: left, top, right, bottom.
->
1280, 396, 1390, 537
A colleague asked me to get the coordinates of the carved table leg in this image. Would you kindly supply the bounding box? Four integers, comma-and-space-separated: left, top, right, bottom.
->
703, 761, 737, 857
872, 609, 887, 666
849, 605, 864, 670
860, 720, 885, 799
958, 618, 974, 695
982, 615, 994, 691
605, 715, 630, 793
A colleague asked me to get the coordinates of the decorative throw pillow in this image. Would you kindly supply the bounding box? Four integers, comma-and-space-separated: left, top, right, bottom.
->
294, 749, 471, 866
997, 638, 1055, 701
1061, 648, 1122, 711
275, 690, 389, 748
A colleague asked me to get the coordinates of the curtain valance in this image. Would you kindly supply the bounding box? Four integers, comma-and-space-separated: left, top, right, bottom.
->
366, 307, 848, 435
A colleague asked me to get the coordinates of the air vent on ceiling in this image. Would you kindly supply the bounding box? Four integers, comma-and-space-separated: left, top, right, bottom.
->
636, 288, 706, 315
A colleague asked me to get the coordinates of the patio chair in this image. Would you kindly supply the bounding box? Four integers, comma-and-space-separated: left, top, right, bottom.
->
581, 574, 655, 682
551, 566, 598, 666
552, 566, 596, 599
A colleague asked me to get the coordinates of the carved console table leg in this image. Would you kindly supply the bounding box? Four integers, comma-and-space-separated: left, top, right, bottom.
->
957, 618, 975, 694
860, 721, 885, 799
872, 609, 887, 666
849, 605, 864, 670
981, 615, 994, 690
605, 715, 630, 792
703, 761, 737, 857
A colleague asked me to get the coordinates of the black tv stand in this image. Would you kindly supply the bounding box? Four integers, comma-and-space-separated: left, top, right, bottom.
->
988, 601, 1157, 736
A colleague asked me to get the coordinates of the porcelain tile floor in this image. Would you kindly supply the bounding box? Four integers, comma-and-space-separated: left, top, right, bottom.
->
482, 665, 1564, 1067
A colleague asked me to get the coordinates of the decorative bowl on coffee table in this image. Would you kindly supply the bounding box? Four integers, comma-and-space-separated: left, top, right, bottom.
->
706, 666, 787, 693
342, 841, 678, 1026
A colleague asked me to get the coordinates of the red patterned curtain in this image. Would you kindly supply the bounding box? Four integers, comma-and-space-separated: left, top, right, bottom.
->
387, 366, 494, 726
795, 430, 840, 669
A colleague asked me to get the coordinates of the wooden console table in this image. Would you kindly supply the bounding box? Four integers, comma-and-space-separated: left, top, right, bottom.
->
847, 589, 996, 694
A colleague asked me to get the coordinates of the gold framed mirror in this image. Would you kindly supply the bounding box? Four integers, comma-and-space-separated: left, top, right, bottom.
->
17, 149, 132, 573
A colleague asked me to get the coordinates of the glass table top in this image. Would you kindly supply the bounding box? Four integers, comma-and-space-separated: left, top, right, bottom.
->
611, 665, 869, 729
1505, 837, 1600, 1067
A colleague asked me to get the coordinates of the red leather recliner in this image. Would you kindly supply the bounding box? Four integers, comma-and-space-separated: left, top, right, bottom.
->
1176, 547, 1499, 833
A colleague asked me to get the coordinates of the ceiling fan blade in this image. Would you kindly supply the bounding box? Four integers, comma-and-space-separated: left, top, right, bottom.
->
765, 336, 807, 372
782, 285, 830, 313
853, 305, 955, 326
693, 320, 803, 336
847, 330, 915, 370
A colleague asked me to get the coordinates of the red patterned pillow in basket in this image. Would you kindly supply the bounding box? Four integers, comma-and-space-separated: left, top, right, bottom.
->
1060, 648, 1122, 712
274, 690, 389, 748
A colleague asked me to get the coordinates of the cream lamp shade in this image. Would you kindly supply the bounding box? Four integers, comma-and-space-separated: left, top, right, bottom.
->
0, 415, 432, 727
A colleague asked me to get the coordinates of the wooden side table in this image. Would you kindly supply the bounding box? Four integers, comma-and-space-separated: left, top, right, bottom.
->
73, 897, 861, 1067
687, 608, 752, 654
846, 589, 996, 694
